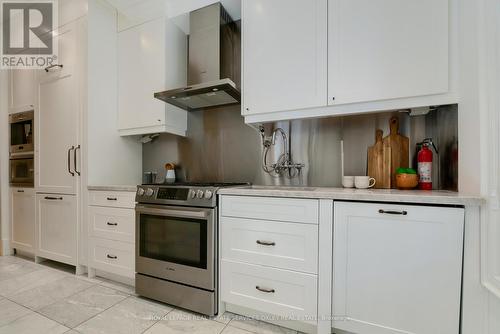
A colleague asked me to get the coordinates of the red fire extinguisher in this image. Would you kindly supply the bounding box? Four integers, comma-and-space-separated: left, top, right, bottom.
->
417, 138, 437, 190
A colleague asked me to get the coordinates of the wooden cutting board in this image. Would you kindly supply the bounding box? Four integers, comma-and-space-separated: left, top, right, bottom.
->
383, 116, 409, 188
367, 129, 391, 189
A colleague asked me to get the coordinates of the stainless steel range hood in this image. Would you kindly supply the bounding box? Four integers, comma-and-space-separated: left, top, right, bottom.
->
155, 3, 240, 111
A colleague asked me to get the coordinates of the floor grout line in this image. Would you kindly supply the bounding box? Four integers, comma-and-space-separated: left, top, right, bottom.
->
1, 256, 297, 334
68, 294, 131, 330
138, 304, 175, 334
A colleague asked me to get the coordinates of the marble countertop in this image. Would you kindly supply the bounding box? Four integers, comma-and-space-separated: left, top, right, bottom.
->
87, 185, 137, 192
217, 185, 484, 206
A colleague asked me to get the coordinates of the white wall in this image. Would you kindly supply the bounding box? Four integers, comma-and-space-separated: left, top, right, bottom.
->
0, 71, 9, 255
87, 0, 142, 186
459, 0, 500, 332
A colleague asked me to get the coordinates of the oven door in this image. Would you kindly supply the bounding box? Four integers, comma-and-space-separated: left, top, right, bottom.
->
10, 157, 34, 186
10, 111, 34, 154
135, 204, 216, 291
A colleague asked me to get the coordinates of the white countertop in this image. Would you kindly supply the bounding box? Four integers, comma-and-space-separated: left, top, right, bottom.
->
217, 185, 484, 206
88, 185, 137, 192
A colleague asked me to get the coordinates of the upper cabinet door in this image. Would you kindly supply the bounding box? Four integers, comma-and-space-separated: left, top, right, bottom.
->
118, 19, 167, 131
9, 70, 36, 113
36, 23, 79, 195
242, 0, 328, 115
328, 0, 449, 105
117, 18, 187, 137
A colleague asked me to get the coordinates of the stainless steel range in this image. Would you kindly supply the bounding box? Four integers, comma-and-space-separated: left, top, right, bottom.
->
135, 182, 247, 316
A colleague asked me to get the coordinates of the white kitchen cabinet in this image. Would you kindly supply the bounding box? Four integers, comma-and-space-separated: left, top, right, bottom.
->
221, 195, 319, 224
10, 188, 35, 253
87, 190, 136, 279
118, 17, 188, 136
220, 195, 323, 330
221, 260, 318, 324
221, 217, 318, 274
88, 237, 135, 279
9, 70, 35, 113
241, 0, 455, 124
241, 0, 328, 116
88, 206, 135, 243
88, 191, 136, 209
332, 202, 464, 334
328, 0, 449, 105
36, 22, 80, 195
36, 194, 78, 266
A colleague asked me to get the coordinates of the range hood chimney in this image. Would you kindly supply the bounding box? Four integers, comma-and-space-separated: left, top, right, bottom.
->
154, 3, 240, 111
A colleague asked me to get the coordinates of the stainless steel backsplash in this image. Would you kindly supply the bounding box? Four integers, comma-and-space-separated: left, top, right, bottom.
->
142, 105, 458, 190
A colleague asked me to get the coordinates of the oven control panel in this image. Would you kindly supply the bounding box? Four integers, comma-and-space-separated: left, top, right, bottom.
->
135, 185, 218, 208
157, 187, 189, 200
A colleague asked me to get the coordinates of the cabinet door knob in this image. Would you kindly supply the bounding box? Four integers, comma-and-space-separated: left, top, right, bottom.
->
106, 254, 117, 259
378, 209, 407, 216
256, 286, 275, 293
256, 240, 276, 246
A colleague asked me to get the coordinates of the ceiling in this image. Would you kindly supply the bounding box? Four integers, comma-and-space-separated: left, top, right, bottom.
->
166, 0, 240, 20
106, 0, 240, 34
106, 0, 240, 18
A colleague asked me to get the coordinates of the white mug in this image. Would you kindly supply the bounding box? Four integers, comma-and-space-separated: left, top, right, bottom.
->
342, 176, 354, 188
355, 176, 376, 189
165, 169, 176, 183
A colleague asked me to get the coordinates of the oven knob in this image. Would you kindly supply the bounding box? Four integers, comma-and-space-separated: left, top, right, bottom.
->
145, 188, 154, 197
196, 190, 204, 199
204, 190, 213, 199
137, 188, 145, 196
189, 189, 196, 199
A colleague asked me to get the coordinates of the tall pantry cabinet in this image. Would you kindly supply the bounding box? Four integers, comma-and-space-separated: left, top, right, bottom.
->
32, 0, 142, 270
34, 19, 85, 268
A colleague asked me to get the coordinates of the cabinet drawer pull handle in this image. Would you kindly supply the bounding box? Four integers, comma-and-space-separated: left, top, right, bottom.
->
106, 222, 118, 226
256, 240, 276, 246
256, 286, 275, 293
45, 196, 63, 200
107, 197, 117, 201
17, 190, 25, 193
378, 209, 407, 216
107, 254, 117, 259
44, 64, 63, 72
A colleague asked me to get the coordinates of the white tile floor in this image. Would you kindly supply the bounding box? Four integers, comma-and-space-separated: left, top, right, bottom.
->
0, 255, 300, 334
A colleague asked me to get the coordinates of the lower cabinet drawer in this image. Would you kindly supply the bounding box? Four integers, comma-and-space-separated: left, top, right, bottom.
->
221, 195, 319, 224
89, 206, 135, 242
221, 260, 318, 324
89, 238, 134, 278
221, 217, 318, 274
88, 191, 136, 208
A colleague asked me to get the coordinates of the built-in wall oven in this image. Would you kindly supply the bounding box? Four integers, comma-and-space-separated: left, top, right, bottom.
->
10, 110, 34, 155
10, 156, 34, 187
135, 182, 247, 316
9, 110, 35, 187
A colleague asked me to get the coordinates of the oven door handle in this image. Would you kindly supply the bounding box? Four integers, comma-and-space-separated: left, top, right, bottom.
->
135, 205, 209, 219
